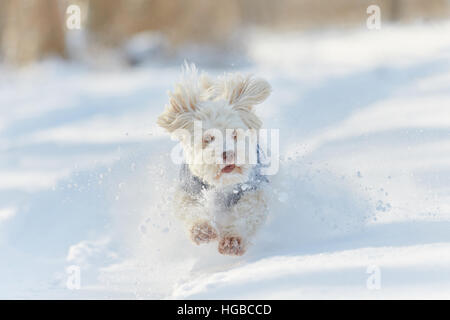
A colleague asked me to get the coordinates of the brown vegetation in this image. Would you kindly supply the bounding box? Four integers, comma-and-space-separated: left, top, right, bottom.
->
0, 0, 449, 65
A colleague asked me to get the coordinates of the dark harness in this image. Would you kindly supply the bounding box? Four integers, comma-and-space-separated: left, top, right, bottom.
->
180, 145, 269, 208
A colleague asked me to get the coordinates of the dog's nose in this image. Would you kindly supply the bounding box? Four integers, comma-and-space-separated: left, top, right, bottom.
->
223, 151, 234, 162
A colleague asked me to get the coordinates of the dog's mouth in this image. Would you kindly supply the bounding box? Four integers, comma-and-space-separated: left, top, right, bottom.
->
221, 164, 236, 173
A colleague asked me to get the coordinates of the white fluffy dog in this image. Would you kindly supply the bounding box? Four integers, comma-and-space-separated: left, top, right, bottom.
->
157, 64, 271, 256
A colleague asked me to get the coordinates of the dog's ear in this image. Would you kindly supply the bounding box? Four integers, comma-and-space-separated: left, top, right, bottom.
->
157, 63, 211, 133
157, 85, 197, 133
211, 74, 271, 129
220, 74, 271, 109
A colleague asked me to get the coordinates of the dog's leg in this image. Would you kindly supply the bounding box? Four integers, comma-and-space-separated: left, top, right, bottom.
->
174, 188, 218, 245
218, 234, 246, 256
217, 189, 268, 256
190, 220, 218, 245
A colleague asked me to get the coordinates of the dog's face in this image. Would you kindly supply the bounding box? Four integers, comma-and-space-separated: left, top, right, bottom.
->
184, 101, 257, 187
157, 64, 271, 188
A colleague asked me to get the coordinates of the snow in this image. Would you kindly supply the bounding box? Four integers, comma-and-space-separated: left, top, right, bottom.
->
1, 21, 450, 299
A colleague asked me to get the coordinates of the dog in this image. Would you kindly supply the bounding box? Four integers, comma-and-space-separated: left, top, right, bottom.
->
157, 63, 271, 256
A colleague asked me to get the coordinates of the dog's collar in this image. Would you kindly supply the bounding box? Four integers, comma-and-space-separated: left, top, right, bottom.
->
180, 145, 269, 208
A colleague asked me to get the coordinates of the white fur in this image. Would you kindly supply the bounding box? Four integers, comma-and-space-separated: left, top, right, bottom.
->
157, 63, 271, 256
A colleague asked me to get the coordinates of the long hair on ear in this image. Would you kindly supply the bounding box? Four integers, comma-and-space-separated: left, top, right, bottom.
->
207, 73, 271, 129
157, 62, 212, 132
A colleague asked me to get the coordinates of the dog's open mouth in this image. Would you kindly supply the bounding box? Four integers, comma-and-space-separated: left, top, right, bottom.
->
221, 164, 236, 173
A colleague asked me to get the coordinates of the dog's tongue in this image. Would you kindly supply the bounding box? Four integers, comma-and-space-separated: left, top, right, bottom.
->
221, 164, 235, 173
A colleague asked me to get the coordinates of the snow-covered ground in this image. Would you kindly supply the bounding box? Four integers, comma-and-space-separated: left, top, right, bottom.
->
1, 22, 450, 299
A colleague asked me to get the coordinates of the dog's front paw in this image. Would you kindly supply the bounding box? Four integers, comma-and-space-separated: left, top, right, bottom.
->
218, 236, 246, 256
190, 221, 218, 245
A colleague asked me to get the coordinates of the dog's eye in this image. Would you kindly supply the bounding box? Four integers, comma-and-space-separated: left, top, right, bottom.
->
203, 135, 214, 146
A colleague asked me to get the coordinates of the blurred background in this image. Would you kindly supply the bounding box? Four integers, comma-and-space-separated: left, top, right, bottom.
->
1, 0, 449, 66
1, 0, 450, 299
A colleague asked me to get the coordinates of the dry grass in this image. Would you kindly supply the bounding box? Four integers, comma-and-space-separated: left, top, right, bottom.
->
0, 0, 449, 64
1, 0, 66, 65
